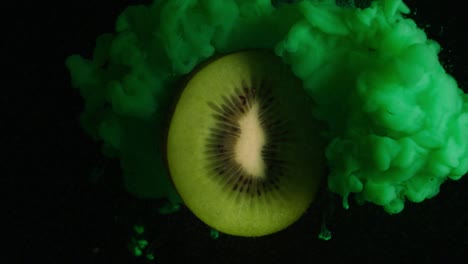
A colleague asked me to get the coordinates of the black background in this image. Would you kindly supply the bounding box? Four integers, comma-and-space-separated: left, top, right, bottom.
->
7, 0, 467, 263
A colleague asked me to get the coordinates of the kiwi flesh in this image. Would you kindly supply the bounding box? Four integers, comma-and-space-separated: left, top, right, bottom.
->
166, 50, 326, 237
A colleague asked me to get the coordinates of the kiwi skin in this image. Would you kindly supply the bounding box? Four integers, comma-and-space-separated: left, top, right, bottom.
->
166, 50, 326, 237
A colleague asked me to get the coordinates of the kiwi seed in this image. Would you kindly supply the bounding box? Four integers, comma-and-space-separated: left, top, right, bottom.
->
166, 50, 326, 237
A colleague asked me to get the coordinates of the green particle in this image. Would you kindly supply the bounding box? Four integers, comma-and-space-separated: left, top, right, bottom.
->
137, 239, 148, 249
146, 253, 155, 260
129, 237, 149, 257
210, 229, 220, 240
133, 225, 145, 235
318, 228, 332, 241
158, 203, 181, 215
132, 247, 143, 257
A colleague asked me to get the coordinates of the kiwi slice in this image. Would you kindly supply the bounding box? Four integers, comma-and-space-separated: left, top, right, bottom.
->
166, 50, 326, 237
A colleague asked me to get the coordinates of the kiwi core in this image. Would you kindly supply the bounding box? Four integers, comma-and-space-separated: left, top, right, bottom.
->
235, 102, 266, 178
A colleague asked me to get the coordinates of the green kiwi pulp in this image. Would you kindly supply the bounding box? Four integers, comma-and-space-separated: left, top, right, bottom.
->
166, 50, 326, 237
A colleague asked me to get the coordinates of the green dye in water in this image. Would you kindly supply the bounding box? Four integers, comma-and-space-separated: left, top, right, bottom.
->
67, 0, 467, 218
